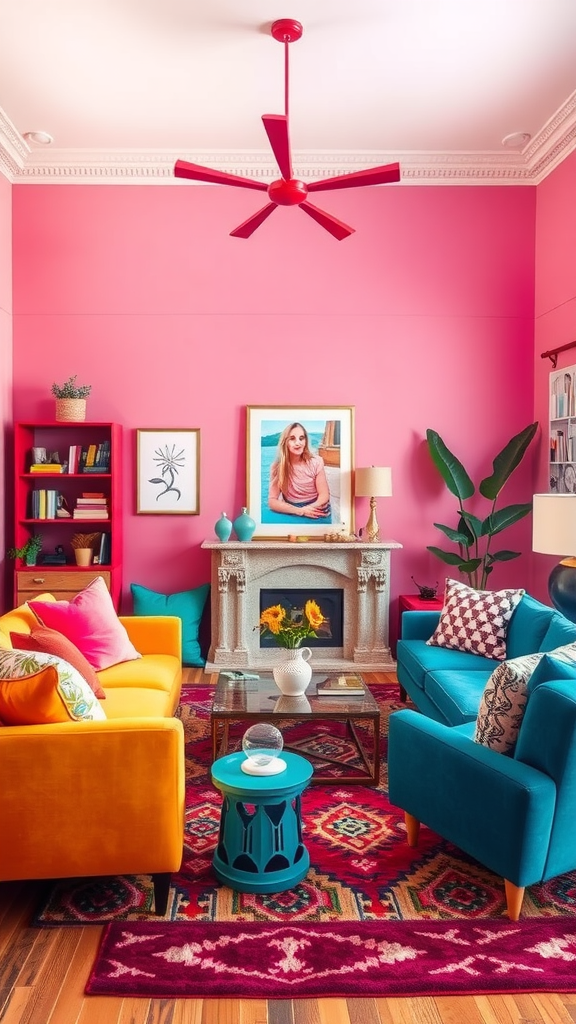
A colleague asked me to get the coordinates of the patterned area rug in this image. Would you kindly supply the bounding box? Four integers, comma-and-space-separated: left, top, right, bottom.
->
87, 919, 576, 998
35, 684, 576, 925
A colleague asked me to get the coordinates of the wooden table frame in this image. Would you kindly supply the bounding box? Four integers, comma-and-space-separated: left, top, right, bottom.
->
210, 673, 381, 786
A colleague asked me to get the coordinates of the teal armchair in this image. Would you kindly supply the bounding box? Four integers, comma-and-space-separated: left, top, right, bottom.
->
388, 665, 576, 920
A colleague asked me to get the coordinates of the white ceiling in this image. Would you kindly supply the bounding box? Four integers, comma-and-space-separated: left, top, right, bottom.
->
1, 0, 576, 184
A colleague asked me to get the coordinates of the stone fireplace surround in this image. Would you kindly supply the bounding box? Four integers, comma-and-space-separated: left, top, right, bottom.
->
202, 540, 402, 672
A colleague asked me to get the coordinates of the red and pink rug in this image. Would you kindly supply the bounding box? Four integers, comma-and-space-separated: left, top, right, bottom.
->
36, 685, 576, 927
87, 918, 576, 998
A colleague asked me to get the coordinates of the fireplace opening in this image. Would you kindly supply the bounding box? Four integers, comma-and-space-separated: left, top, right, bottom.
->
259, 588, 343, 648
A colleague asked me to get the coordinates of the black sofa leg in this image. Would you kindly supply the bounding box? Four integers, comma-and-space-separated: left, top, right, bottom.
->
152, 872, 171, 915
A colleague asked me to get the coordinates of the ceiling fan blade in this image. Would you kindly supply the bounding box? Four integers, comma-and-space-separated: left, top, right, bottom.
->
174, 159, 268, 192
262, 114, 292, 180
300, 201, 355, 241
307, 162, 401, 192
230, 203, 277, 239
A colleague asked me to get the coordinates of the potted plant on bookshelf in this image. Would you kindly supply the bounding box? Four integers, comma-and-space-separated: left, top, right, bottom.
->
71, 532, 100, 566
51, 375, 92, 422
8, 534, 43, 567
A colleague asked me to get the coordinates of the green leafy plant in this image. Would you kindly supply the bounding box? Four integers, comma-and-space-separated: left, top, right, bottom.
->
426, 422, 538, 590
51, 375, 92, 399
8, 535, 43, 563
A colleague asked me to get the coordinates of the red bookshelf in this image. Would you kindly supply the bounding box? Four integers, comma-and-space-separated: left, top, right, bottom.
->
13, 422, 123, 610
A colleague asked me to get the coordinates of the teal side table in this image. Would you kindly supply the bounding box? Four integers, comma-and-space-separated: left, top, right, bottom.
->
211, 751, 313, 893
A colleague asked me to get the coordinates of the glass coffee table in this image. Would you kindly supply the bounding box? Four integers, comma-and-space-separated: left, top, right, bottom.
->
210, 671, 381, 785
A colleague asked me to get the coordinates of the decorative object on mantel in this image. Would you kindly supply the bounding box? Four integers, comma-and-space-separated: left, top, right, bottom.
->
51, 375, 92, 422
214, 512, 233, 542
8, 534, 43, 567
174, 20, 400, 240
246, 405, 354, 540
259, 599, 324, 695
426, 423, 538, 590
233, 507, 256, 542
354, 466, 392, 542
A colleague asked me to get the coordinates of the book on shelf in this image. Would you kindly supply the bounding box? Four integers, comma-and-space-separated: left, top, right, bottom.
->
30, 464, 63, 473
95, 531, 111, 565
316, 673, 366, 696
31, 489, 60, 519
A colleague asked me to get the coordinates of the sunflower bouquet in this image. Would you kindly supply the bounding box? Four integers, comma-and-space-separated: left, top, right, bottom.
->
258, 599, 325, 649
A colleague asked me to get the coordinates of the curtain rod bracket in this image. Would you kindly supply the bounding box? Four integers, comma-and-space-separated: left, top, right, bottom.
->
540, 341, 576, 369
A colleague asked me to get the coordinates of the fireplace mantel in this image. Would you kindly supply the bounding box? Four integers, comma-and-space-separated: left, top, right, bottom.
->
202, 539, 402, 672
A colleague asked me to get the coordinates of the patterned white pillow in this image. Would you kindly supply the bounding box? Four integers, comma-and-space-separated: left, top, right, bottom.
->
475, 641, 576, 754
426, 578, 524, 661
0, 648, 106, 721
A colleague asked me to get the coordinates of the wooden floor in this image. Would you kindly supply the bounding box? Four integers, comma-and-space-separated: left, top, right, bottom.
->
2, 670, 576, 1024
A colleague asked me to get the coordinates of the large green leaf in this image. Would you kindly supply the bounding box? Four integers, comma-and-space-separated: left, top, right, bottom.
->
486, 550, 521, 562
426, 546, 465, 566
458, 557, 482, 573
479, 423, 538, 500
484, 503, 532, 536
459, 511, 483, 540
426, 430, 474, 500
433, 522, 471, 545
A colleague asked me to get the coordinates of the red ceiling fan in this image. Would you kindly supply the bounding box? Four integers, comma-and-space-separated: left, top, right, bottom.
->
174, 19, 401, 240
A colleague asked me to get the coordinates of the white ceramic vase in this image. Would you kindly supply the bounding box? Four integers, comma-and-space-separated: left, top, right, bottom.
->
272, 646, 312, 696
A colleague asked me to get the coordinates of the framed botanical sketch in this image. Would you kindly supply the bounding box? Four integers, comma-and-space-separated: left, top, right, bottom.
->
136, 429, 200, 514
246, 406, 354, 538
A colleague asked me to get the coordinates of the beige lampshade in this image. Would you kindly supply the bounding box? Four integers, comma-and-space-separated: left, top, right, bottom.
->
532, 493, 576, 556
355, 466, 392, 498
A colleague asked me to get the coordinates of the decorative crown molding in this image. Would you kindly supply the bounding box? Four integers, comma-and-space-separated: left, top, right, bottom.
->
1, 92, 575, 186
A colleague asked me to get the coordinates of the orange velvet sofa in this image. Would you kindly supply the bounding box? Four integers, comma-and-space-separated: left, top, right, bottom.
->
0, 596, 185, 914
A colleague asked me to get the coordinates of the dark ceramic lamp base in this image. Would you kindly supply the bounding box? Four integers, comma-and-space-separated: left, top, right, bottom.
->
548, 559, 576, 623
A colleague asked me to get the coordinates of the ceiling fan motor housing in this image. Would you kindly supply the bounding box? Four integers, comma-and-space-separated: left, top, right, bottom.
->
268, 178, 308, 206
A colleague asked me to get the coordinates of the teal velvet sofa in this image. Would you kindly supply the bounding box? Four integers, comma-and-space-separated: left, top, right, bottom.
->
396, 593, 576, 725
389, 593, 576, 919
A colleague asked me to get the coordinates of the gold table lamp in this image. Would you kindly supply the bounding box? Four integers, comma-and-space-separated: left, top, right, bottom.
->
355, 466, 392, 542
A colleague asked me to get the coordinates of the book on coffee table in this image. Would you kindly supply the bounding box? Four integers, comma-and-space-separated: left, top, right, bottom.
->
317, 673, 365, 696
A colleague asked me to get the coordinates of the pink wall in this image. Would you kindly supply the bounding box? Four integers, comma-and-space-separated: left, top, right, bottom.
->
11, 181, 537, 638
533, 149, 576, 602
0, 172, 13, 606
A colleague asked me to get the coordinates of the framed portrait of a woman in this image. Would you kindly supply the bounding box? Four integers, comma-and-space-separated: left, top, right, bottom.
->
246, 406, 355, 538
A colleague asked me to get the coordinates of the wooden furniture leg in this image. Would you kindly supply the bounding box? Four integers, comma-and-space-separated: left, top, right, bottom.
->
404, 811, 420, 847
504, 879, 525, 921
152, 872, 171, 915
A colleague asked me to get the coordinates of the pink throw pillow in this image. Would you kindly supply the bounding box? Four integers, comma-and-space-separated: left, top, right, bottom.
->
10, 626, 107, 699
29, 576, 141, 672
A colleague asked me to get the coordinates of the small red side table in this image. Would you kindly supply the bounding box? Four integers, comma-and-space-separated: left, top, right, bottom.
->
397, 593, 444, 702
398, 593, 444, 636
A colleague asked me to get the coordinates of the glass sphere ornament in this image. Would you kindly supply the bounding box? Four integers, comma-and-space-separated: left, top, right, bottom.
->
241, 723, 286, 775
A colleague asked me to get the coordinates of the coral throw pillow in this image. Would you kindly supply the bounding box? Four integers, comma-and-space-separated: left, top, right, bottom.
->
0, 648, 106, 725
426, 578, 525, 661
29, 576, 141, 672
10, 626, 106, 699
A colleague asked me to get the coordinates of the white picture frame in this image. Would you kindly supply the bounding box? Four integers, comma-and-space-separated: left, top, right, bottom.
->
136, 428, 200, 515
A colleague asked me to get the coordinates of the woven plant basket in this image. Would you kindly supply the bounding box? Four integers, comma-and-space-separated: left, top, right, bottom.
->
55, 398, 87, 422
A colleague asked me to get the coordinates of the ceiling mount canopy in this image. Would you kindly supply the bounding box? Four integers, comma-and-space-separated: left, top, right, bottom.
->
174, 19, 401, 240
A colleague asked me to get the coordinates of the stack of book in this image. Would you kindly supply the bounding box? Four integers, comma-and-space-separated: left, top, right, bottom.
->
316, 673, 366, 697
30, 463, 63, 474
73, 492, 109, 519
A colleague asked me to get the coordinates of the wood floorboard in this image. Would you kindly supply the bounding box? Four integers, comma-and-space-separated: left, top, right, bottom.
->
1, 670, 576, 1024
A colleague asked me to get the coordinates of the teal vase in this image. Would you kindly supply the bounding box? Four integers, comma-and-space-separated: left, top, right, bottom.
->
233, 507, 256, 542
214, 512, 233, 542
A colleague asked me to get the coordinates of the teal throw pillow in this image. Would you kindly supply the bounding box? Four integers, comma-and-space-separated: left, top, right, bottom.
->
130, 583, 210, 666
